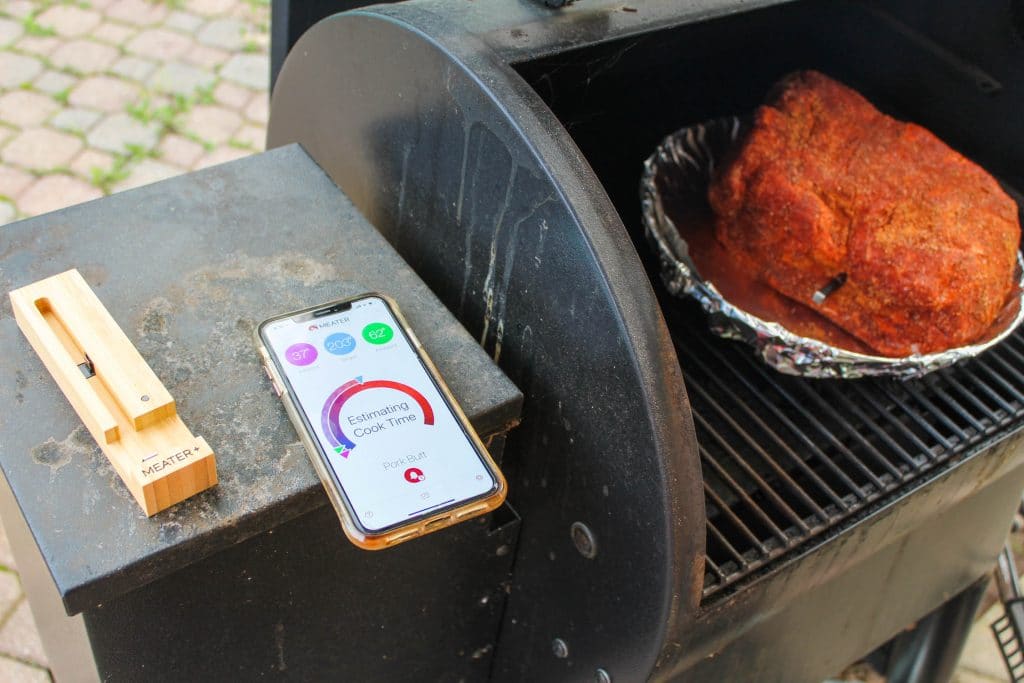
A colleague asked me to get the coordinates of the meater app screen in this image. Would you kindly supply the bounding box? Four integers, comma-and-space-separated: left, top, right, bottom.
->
263, 297, 497, 531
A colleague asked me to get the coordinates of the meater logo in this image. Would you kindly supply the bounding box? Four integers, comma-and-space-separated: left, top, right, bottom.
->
308, 317, 350, 331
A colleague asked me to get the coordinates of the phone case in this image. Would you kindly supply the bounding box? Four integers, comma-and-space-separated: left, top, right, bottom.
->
255, 293, 507, 550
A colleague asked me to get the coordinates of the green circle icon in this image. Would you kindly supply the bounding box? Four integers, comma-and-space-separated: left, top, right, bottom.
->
362, 322, 394, 345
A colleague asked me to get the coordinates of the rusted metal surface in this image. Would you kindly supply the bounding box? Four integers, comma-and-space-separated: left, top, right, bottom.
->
0, 144, 522, 615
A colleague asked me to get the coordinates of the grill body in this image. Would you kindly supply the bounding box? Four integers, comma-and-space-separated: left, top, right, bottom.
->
268, 0, 1024, 680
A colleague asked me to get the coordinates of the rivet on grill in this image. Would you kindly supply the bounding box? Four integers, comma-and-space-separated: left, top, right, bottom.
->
571, 522, 598, 559
812, 272, 848, 305
552, 638, 569, 659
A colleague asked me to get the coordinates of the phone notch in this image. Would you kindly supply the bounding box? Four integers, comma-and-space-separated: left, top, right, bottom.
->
292, 301, 353, 323
313, 302, 352, 318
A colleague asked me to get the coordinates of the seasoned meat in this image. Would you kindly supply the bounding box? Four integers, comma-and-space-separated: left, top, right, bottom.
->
708, 70, 1020, 356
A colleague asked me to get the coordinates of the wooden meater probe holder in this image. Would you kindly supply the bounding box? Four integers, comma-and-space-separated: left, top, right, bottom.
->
10, 270, 217, 516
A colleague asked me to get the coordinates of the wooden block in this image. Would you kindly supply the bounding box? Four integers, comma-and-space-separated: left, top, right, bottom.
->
10, 270, 218, 516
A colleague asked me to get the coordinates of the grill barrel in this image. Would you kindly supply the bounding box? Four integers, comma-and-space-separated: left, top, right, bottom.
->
268, 0, 1024, 680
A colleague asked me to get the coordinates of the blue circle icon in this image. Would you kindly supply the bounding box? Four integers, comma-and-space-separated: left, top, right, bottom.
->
324, 332, 356, 356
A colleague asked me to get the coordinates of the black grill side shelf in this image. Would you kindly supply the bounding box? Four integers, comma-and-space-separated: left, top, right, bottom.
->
668, 303, 1024, 601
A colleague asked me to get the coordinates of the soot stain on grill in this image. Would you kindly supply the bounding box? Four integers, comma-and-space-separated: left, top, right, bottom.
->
14, 370, 27, 404
481, 192, 556, 363
31, 426, 95, 477
138, 297, 172, 338
120, 254, 343, 519
77, 263, 109, 288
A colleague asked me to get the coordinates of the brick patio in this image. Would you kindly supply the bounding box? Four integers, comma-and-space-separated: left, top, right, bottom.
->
0, 0, 268, 226
0, 0, 269, 679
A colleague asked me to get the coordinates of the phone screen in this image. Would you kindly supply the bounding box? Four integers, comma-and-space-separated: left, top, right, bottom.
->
261, 296, 499, 533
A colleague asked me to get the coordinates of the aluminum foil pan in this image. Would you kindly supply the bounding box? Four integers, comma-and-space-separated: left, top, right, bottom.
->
640, 115, 1024, 380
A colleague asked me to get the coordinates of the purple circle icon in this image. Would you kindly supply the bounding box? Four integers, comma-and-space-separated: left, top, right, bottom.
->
285, 342, 318, 366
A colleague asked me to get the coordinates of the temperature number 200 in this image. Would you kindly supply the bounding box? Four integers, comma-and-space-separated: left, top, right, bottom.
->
326, 336, 355, 354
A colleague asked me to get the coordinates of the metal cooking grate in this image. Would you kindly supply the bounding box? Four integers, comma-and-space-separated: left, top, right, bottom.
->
668, 304, 1024, 600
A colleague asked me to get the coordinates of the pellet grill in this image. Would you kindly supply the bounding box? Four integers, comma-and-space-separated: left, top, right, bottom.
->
266, 0, 1024, 681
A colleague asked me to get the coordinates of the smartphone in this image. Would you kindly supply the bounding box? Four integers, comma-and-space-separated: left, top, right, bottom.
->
256, 293, 506, 549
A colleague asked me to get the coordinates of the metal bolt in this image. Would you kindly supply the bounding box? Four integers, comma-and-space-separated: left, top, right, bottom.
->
496, 544, 510, 557
552, 638, 569, 659
141, 395, 150, 402
595, 669, 611, 683
571, 522, 597, 559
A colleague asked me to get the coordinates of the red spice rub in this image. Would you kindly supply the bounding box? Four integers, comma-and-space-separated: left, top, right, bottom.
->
708, 70, 1020, 356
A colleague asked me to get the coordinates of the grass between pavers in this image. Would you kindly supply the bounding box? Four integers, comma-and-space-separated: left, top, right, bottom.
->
89, 142, 158, 194
21, 15, 55, 39
81, 82, 223, 195
125, 83, 218, 145
0, 0, 272, 198
30, 166, 73, 178
127, 92, 191, 130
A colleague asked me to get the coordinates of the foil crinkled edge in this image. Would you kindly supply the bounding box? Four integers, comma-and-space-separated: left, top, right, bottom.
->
639, 115, 1024, 380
